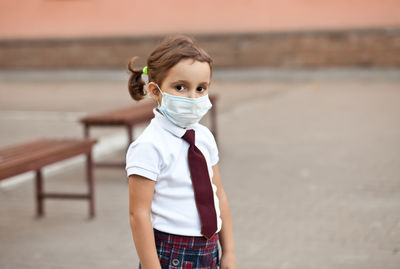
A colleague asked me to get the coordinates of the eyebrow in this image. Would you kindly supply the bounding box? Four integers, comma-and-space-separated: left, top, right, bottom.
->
171, 80, 209, 86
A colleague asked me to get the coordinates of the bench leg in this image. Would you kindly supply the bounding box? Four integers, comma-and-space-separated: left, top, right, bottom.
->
35, 170, 44, 217
210, 104, 218, 144
84, 124, 90, 139
86, 152, 95, 218
127, 125, 134, 148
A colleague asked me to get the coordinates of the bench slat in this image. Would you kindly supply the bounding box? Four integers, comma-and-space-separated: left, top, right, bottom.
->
0, 139, 55, 160
0, 139, 97, 180
0, 139, 96, 167
80, 101, 155, 125
1, 139, 86, 164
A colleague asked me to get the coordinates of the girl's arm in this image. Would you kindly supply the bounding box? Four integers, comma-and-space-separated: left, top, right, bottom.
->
212, 165, 237, 269
129, 175, 161, 269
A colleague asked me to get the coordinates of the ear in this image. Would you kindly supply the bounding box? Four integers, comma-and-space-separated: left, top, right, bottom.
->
148, 82, 161, 103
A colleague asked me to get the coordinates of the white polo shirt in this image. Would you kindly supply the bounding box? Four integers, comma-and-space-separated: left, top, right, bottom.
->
125, 109, 222, 237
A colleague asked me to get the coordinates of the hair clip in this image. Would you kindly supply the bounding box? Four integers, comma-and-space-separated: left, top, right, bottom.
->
142, 66, 148, 75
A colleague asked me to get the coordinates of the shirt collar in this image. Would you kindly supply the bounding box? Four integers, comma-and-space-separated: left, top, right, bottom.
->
153, 108, 188, 138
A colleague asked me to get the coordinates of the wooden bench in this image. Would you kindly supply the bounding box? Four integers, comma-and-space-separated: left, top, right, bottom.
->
80, 94, 218, 168
0, 138, 97, 218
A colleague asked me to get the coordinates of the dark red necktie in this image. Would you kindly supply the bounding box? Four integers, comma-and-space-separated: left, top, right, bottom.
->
182, 129, 217, 240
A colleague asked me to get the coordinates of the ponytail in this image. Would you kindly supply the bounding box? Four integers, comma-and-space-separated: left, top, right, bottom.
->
127, 57, 146, 101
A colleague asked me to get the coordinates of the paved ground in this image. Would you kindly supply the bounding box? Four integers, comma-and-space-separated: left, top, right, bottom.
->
0, 68, 399, 269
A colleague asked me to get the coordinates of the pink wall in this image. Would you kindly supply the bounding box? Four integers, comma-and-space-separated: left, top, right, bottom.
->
0, 0, 399, 39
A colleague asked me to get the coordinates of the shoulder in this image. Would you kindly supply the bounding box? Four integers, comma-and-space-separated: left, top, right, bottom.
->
128, 117, 185, 158
126, 121, 166, 180
193, 123, 219, 165
128, 120, 165, 153
194, 123, 217, 147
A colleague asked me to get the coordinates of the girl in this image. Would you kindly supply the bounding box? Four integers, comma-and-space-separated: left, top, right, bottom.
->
126, 35, 237, 269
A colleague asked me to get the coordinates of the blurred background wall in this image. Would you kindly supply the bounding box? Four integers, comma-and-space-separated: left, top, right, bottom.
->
0, 0, 399, 68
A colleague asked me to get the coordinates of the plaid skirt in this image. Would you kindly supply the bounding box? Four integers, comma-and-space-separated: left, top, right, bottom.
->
139, 229, 220, 269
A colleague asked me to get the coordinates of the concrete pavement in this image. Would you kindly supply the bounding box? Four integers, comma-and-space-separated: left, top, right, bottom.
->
0, 68, 399, 268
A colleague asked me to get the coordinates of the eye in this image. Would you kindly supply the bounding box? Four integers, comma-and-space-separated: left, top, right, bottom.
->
175, 85, 185, 91
196, 86, 206, 92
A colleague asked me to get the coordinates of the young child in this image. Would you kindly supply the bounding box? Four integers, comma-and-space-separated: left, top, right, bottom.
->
126, 35, 237, 269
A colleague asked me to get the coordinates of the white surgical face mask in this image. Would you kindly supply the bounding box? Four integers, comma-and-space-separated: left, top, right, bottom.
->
155, 84, 212, 128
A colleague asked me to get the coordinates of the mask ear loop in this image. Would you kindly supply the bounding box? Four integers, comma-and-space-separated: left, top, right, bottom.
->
154, 84, 164, 107
142, 66, 163, 106
154, 84, 166, 116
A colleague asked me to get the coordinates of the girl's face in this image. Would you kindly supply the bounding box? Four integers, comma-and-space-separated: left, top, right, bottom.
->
149, 58, 211, 104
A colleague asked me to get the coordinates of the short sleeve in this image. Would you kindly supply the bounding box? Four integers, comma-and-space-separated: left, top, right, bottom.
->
125, 142, 161, 181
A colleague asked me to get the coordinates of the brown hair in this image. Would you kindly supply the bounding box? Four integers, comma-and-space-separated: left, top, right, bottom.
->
128, 35, 213, 101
